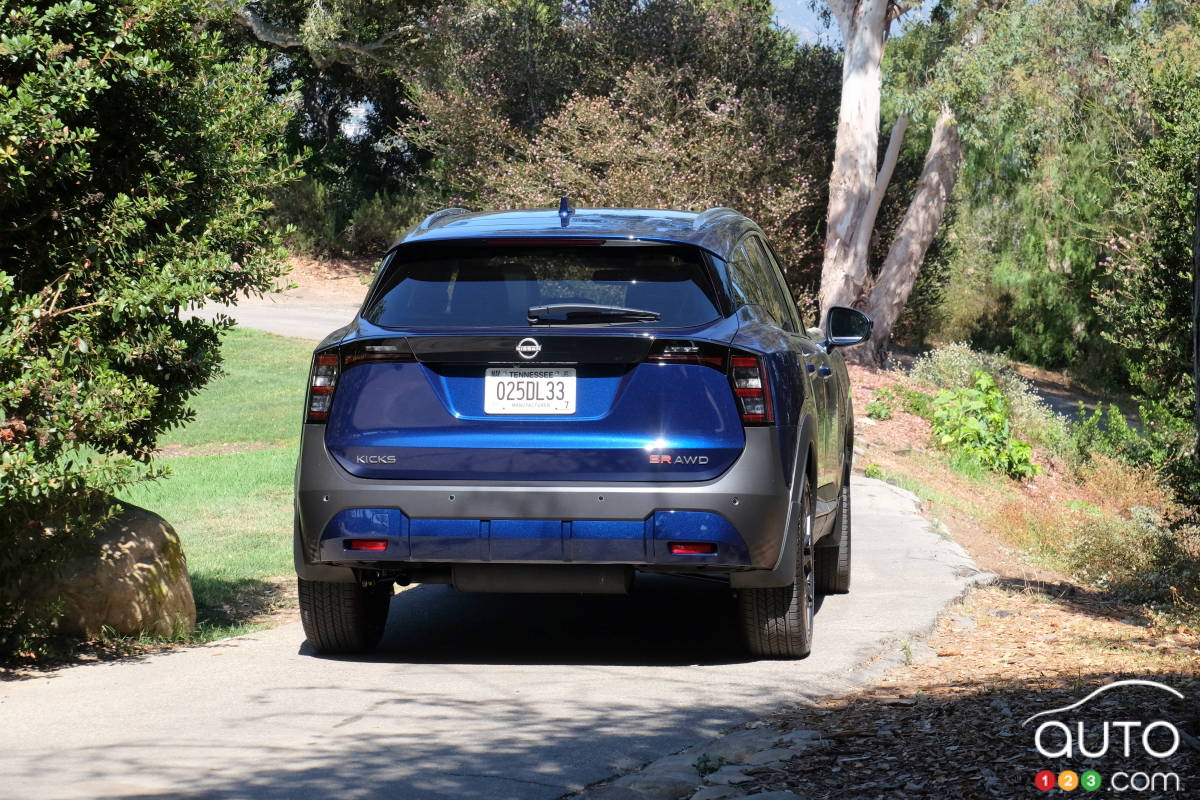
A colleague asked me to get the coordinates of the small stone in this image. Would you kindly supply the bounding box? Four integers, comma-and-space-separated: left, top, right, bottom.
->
613, 774, 697, 799
705, 766, 754, 786
646, 754, 701, 776
950, 613, 977, 631
744, 748, 793, 766
776, 729, 821, 747
741, 792, 807, 800
700, 729, 780, 763
690, 787, 745, 800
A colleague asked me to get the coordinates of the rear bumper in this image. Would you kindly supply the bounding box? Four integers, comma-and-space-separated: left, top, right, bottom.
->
294, 425, 792, 579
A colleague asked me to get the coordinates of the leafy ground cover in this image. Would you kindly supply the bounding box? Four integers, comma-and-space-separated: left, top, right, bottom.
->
120, 327, 312, 641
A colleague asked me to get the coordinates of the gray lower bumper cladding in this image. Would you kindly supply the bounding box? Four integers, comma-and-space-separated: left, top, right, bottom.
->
295, 426, 797, 588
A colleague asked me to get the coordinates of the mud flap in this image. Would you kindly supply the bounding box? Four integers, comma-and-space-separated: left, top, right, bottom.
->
730, 498, 799, 589
294, 524, 357, 583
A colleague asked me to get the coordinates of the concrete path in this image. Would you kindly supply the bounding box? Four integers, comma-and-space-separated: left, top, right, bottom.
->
189, 296, 360, 342
6, 303, 984, 799
0, 478, 981, 800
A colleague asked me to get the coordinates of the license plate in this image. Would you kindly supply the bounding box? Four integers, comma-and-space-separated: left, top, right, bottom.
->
484, 367, 576, 414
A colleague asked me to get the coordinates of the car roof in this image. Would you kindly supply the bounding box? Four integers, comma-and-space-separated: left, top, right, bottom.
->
395, 207, 761, 260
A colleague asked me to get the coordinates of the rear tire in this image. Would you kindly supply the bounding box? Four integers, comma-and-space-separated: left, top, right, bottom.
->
816, 470, 851, 595
738, 481, 815, 659
298, 577, 392, 654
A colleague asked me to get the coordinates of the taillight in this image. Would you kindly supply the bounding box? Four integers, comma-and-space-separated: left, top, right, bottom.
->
342, 338, 416, 367
306, 352, 339, 423
645, 339, 726, 369
306, 339, 416, 423
730, 355, 773, 424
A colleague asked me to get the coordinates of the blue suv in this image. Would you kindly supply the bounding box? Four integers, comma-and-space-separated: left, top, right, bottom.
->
295, 203, 871, 658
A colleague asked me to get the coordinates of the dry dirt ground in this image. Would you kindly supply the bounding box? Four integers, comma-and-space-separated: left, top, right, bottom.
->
744, 364, 1199, 799
274, 253, 377, 303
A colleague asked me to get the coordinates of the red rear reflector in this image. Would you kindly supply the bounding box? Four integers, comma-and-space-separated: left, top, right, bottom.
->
345, 539, 388, 552
669, 542, 717, 555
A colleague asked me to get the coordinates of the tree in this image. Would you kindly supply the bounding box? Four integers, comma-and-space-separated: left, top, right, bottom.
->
0, 0, 296, 651
402, 1, 842, 308
816, 0, 1011, 361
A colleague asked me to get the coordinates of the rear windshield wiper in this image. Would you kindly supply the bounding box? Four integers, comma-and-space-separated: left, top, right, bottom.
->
527, 304, 662, 324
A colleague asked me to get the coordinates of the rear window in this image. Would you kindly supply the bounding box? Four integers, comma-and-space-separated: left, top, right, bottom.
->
364, 242, 723, 328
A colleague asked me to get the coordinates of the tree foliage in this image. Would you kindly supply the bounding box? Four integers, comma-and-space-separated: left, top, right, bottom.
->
0, 0, 296, 650
404, 0, 841, 305
913, 0, 1199, 498
1095, 14, 1200, 500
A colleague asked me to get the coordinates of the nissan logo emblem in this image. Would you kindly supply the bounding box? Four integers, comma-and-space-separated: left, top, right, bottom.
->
516, 337, 542, 360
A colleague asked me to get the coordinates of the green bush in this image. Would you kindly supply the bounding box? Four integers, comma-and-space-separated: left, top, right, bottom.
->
1093, 18, 1200, 505
929, 371, 1040, 480
1068, 402, 1159, 470
345, 190, 427, 254
909, 342, 1070, 456
271, 176, 427, 255
0, 0, 296, 653
865, 389, 895, 420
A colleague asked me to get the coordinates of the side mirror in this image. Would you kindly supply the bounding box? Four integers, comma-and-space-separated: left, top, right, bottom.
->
824, 306, 873, 349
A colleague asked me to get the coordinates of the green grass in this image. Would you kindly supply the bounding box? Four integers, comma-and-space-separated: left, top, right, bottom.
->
159, 327, 313, 448
119, 327, 311, 640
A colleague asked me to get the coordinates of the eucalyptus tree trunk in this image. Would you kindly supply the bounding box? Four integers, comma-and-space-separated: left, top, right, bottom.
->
861, 107, 962, 363
817, 0, 891, 314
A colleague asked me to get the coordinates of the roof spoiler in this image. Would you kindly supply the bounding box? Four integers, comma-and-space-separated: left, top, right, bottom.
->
691, 207, 740, 229
414, 207, 472, 232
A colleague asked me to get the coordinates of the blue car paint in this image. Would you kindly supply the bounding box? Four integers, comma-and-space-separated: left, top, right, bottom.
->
324, 347, 748, 483
298, 208, 842, 580
317, 507, 751, 566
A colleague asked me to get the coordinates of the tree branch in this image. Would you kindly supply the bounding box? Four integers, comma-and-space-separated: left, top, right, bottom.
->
823, 0, 854, 34
847, 112, 908, 292
220, 2, 415, 69
861, 106, 961, 362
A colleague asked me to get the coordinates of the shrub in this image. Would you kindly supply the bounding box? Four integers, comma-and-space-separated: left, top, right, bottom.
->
271, 176, 427, 255
1068, 402, 1159, 470
865, 389, 895, 420
909, 342, 1070, 457
996, 492, 1200, 630
344, 190, 428, 254
929, 371, 1040, 480
0, 0, 295, 653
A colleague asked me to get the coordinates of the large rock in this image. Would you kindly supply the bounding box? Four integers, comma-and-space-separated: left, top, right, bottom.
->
49, 504, 196, 638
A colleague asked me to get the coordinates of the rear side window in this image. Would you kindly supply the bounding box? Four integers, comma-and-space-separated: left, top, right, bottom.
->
364, 242, 723, 328
726, 240, 796, 331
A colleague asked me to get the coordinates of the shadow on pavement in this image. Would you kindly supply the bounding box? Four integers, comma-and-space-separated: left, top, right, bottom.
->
304, 574, 825, 668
